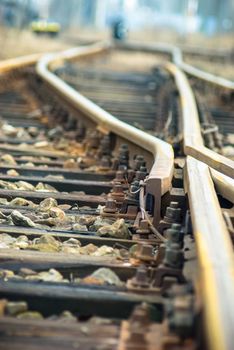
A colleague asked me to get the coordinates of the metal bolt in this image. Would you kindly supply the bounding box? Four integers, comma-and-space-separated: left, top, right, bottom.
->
130, 265, 150, 288
99, 135, 111, 157
113, 170, 125, 183
164, 201, 181, 223
133, 155, 146, 171
166, 223, 184, 248
113, 183, 124, 193
118, 144, 129, 166
136, 243, 154, 259
163, 243, 184, 269
103, 198, 117, 214
111, 183, 125, 201
165, 284, 195, 338
136, 220, 151, 237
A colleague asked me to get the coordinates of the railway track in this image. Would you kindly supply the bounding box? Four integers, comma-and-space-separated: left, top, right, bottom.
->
57, 42, 234, 177
183, 49, 234, 81
0, 42, 232, 350
176, 48, 234, 161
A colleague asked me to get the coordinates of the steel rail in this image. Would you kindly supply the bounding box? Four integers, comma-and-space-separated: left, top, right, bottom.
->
115, 41, 182, 63
210, 169, 234, 204
177, 45, 232, 60
0, 53, 42, 73
36, 42, 174, 225
185, 156, 234, 350
177, 60, 234, 89
47, 41, 111, 71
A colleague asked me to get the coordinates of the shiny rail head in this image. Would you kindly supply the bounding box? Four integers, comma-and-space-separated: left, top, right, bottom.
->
185, 156, 234, 350
0, 53, 42, 74
178, 61, 234, 90
114, 40, 182, 62
47, 41, 112, 71
210, 168, 234, 203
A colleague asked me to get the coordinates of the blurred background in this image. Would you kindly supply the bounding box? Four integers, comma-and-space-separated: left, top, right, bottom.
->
0, 0, 233, 58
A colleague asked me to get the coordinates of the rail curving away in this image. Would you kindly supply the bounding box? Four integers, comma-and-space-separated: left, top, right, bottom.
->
36, 42, 174, 225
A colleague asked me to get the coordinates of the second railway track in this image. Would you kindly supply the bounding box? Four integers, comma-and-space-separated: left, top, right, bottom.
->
0, 41, 232, 350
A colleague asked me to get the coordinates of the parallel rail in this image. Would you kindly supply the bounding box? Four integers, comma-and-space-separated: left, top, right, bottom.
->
185, 156, 234, 350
